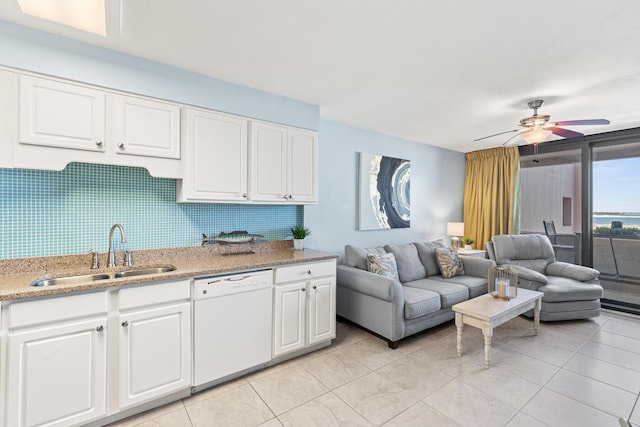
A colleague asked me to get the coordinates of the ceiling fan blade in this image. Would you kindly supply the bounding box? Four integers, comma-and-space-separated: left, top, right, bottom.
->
551, 127, 584, 139
474, 129, 519, 142
554, 119, 610, 126
502, 133, 521, 146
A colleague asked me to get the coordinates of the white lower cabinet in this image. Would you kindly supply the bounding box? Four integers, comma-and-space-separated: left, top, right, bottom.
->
117, 279, 191, 410
118, 302, 191, 409
5, 292, 108, 427
273, 260, 336, 357
2, 279, 191, 426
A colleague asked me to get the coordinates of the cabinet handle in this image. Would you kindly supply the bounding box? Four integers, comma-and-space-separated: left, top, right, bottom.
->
96, 325, 104, 332
301, 288, 306, 292
95, 140, 103, 147
118, 143, 125, 150
312, 285, 317, 290
122, 321, 129, 327
242, 193, 247, 199
283, 195, 288, 200
307, 270, 312, 275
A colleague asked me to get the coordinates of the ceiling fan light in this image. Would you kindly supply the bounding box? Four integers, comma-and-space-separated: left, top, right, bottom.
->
521, 128, 552, 144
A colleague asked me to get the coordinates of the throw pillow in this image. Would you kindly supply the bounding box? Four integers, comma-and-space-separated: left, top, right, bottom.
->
434, 247, 465, 279
367, 253, 399, 281
345, 245, 387, 270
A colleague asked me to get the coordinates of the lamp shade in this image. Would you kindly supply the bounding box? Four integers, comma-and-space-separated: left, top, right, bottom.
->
447, 222, 465, 236
521, 128, 552, 144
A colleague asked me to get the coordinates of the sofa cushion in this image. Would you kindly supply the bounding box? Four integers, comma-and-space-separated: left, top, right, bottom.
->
367, 253, 399, 281
431, 275, 488, 298
414, 240, 447, 276
402, 286, 441, 319
435, 247, 465, 279
404, 278, 469, 309
345, 245, 387, 270
539, 277, 604, 303
385, 243, 427, 283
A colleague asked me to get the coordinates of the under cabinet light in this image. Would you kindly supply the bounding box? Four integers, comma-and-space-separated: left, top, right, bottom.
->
17, 0, 108, 36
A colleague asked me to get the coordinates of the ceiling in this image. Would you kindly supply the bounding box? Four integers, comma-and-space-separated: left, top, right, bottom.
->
2, 0, 640, 153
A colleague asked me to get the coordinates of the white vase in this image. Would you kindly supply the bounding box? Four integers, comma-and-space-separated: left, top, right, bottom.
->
293, 239, 304, 250
464, 244, 472, 250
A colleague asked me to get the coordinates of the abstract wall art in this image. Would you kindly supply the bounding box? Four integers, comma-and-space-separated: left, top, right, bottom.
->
358, 152, 410, 230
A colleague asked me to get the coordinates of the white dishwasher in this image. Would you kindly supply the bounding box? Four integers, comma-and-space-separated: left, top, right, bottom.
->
193, 269, 273, 391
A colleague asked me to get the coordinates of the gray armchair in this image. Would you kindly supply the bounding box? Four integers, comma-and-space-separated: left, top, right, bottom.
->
487, 234, 603, 321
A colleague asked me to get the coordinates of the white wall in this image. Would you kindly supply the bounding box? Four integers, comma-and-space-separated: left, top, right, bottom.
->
0, 20, 318, 130
305, 121, 465, 255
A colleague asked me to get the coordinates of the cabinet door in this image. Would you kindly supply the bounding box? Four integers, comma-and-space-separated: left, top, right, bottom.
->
19, 75, 106, 152
288, 128, 318, 203
111, 94, 180, 159
178, 109, 248, 202
273, 282, 306, 356
250, 121, 288, 202
119, 302, 191, 409
6, 319, 107, 427
308, 277, 336, 345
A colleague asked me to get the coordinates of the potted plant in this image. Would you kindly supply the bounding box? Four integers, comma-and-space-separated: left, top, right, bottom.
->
460, 236, 475, 250
290, 225, 311, 250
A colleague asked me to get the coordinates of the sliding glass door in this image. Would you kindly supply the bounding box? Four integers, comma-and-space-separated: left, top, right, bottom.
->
593, 142, 640, 311
519, 149, 582, 265
519, 133, 640, 315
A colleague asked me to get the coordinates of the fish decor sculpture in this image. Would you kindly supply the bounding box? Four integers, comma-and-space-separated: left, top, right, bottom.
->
201, 231, 264, 246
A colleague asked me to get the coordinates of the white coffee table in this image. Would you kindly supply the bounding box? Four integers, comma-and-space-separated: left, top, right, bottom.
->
452, 288, 544, 368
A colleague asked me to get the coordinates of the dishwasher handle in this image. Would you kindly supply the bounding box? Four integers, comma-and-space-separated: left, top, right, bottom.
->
206, 275, 252, 285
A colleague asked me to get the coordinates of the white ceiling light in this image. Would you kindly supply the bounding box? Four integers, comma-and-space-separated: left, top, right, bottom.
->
520, 128, 552, 144
16, 0, 108, 36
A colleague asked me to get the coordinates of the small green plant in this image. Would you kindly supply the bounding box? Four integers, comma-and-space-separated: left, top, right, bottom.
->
291, 225, 311, 239
461, 236, 475, 245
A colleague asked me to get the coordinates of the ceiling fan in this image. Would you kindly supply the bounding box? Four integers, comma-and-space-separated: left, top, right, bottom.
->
474, 99, 610, 146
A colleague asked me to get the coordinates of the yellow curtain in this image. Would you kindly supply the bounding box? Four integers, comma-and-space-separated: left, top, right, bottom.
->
463, 146, 520, 250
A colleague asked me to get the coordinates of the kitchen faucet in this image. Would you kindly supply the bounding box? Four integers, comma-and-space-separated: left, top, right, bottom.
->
107, 224, 126, 268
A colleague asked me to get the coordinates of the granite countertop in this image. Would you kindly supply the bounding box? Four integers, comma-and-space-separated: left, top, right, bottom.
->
0, 243, 337, 301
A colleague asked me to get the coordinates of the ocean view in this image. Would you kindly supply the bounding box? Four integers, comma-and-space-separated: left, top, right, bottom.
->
593, 214, 640, 228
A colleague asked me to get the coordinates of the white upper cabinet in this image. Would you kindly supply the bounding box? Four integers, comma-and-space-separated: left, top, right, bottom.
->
19, 75, 106, 152
14, 74, 182, 178
110, 94, 181, 159
288, 128, 318, 203
250, 121, 318, 204
250, 121, 288, 202
176, 108, 249, 202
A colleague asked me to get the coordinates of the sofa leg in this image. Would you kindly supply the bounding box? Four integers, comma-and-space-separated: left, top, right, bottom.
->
387, 340, 398, 350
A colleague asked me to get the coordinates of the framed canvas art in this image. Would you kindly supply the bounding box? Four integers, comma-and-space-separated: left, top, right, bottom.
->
358, 152, 410, 230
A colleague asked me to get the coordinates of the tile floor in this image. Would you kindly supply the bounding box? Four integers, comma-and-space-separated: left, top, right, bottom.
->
109, 310, 640, 427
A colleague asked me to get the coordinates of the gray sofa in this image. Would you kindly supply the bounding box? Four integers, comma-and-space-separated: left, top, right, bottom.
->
487, 234, 604, 321
336, 241, 496, 348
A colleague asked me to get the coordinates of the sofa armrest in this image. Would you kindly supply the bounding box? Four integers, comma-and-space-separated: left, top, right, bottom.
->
507, 265, 548, 286
336, 265, 402, 302
460, 256, 496, 278
546, 262, 599, 282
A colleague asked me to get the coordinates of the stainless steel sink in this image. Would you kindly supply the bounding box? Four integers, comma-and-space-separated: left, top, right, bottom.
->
29, 265, 177, 287
30, 273, 111, 287
114, 266, 176, 278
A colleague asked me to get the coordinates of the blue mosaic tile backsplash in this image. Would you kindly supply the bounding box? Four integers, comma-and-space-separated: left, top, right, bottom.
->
0, 163, 302, 259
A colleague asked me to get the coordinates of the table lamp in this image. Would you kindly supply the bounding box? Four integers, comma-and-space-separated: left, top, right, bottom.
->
447, 222, 465, 249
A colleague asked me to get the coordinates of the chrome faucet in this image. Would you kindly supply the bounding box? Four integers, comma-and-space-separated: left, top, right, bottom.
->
107, 224, 126, 268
